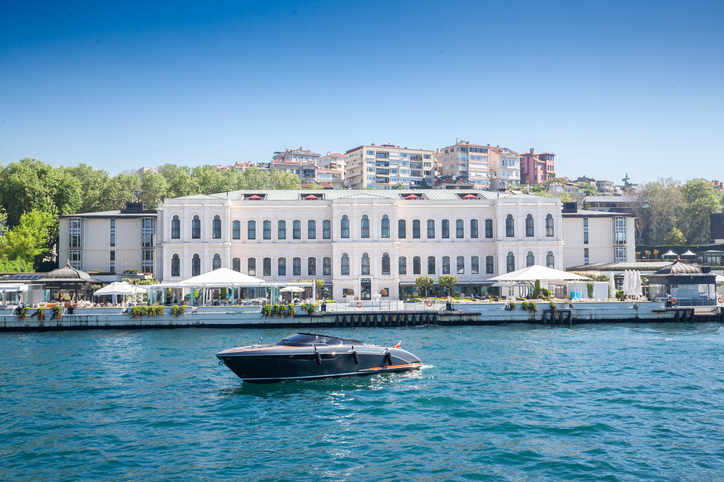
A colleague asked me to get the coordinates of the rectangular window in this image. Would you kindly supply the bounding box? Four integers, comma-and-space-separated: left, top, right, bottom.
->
142, 249, 153, 274
471, 256, 479, 275
485, 219, 493, 238
457, 256, 465, 274
323, 220, 331, 239
442, 256, 450, 274
69, 219, 82, 248
248, 220, 256, 240
399, 256, 407, 275
442, 220, 449, 239
278, 221, 286, 239
427, 220, 435, 239
110, 219, 116, 247
69, 250, 82, 269
427, 256, 436, 275
110, 251, 115, 274
456, 220, 464, 239
614, 247, 626, 262
471, 219, 478, 238
583, 218, 589, 245
263, 257, 271, 276
278, 257, 286, 276
248, 258, 256, 277
398, 220, 406, 239
486, 256, 494, 274
323, 257, 331, 276
413, 257, 421, 275
233, 221, 241, 240
233, 258, 241, 272
308, 258, 316, 276
584, 248, 590, 265
413, 220, 420, 239
263, 220, 271, 239
614, 217, 626, 244
142, 219, 154, 247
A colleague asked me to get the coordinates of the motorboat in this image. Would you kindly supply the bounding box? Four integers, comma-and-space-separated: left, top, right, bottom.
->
216, 333, 422, 382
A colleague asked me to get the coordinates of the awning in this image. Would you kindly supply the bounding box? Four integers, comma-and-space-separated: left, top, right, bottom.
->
489, 265, 591, 282
177, 268, 265, 286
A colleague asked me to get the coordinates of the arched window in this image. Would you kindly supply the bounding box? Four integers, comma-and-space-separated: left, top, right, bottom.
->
442, 256, 450, 274
470, 219, 478, 238
171, 254, 180, 277
308, 220, 316, 239
213, 253, 221, 270
293, 220, 301, 239
248, 258, 256, 276
341, 253, 350, 275
506, 215, 514, 237
278, 257, 286, 276
525, 214, 534, 237
192, 254, 201, 276
442, 219, 449, 238
263, 220, 271, 239
427, 220, 435, 239
526, 251, 535, 267
457, 256, 465, 274
546, 251, 555, 268
323, 257, 331, 276
213, 215, 221, 239
427, 256, 436, 275
413, 219, 421, 238
456, 219, 464, 238
308, 257, 316, 276
486, 256, 494, 274
323, 220, 331, 239
263, 257, 271, 276
398, 219, 407, 239
293, 257, 301, 276
192, 216, 201, 239
413, 256, 421, 275
382, 252, 390, 275
232, 220, 240, 240
341, 215, 349, 239
546, 214, 554, 237
361, 215, 370, 238
485, 219, 493, 238
381, 215, 390, 238
278, 220, 286, 239
506, 252, 515, 273
248, 220, 256, 240
399, 256, 407, 275
361, 252, 370, 275
171, 216, 180, 239
232, 257, 240, 272
471, 256, 479, 274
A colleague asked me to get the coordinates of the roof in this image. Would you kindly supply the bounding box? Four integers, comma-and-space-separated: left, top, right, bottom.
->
161, 189, 556, 204
562, 209, 635, 218
59, 210, 157, 219
585, 195, 637, 203
655, 260, 701, 275
489, 265, 591, 282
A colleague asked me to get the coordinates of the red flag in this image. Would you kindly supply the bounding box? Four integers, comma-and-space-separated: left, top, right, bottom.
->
393, 341, 401, 349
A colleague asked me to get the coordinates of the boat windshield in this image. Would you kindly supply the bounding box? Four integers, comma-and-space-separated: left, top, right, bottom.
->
273, 333, 365, 347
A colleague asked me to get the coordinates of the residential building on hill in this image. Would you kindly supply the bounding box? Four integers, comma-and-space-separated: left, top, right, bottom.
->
435, 141, 490, 190
488, 146, 521, 190
520, 149, 555, 185
343, 144, 434, 189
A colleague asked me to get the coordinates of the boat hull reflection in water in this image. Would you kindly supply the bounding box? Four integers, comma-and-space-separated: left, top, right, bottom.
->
216, 333, 422, 383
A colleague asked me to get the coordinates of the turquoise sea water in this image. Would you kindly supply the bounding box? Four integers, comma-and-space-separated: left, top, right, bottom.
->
1, 324, 724, 481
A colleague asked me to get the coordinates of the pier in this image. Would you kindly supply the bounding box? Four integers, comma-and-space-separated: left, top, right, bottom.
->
1, 301, 722, 332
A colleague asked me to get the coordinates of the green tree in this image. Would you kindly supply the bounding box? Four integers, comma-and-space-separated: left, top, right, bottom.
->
100, 174, 141, 211
559, 192, 573, 203
679, 179, 723, 244
62, 164, 110, 213
303, 182, 324, 190
239, 167, 272, 190
158, 164, 199, 198
270, 170, 302, 190
664, 228, 686, 245
438, 275, 458, 298
635, 178, 682, 244
580, 183, 598, 197
315, 279, 325, 299
0, 210, 54, 268
393, 182, 406, 190
139, 172, 168, 209
415, 276, 435, 298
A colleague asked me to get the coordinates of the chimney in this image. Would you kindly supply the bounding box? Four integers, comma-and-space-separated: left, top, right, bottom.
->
530, 148, 534, 155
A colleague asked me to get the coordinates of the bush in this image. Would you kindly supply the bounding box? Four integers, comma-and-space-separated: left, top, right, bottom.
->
587, 283, 594, 299
262, 304, 273, 317
51, 306, 63, 320
171, 305, 186, 318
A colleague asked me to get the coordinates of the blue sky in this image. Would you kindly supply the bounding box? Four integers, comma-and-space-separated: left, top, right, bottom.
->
1, 0, 722, 184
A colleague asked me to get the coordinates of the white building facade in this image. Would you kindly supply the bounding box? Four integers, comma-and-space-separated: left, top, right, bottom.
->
435, 141, 490, 189
344, 145, 435, 189
561, 205, 636, 268
155, 190, 570, 300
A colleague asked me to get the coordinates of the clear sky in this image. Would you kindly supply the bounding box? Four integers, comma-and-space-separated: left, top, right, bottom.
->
1, 0, 722, 184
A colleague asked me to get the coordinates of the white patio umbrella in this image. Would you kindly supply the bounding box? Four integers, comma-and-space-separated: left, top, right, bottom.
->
488, 265, 591, 282
681, 250, 696, 258
609, 273, 616, 299
635, 270, 643, 299
663, 250, 677, 258
280, 286, 305, 293
94, 282, 135, 304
